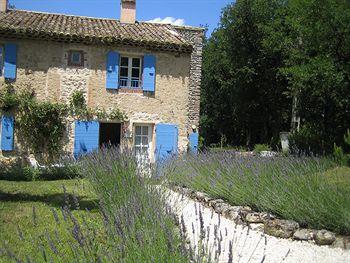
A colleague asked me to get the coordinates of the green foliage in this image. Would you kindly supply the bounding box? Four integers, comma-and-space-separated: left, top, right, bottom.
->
0, 88, 128, 159
0, 160, 81, 181
289, 124, 324, 155
0, 84, 19, 112
201, 0, 350, 154
332, 130, 350, 166
253, 144, 271, 154
344, 130, 350, 147
201, 0, 291, 148
69, 89, 87, 117
0, 150, 192, 262
16, 92, 68, 159
165, 153, 350, 235
69, 90, 128, 121
0, 86, 68, 159
333, 144, 349, 167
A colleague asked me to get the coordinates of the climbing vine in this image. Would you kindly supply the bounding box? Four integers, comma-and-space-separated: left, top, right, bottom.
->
69, 90, 128, 122
0, 85, 128, 160
0, 84, 19, 112
0, 85, 68, 160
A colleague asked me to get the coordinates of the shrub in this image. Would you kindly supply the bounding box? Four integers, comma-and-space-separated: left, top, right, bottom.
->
253, 144, 271, 154
332, 130, 350, 167
0, 160, 81, 181
164, 152, 350, 235
289, 125, 325, 155
16, 93, 68, 160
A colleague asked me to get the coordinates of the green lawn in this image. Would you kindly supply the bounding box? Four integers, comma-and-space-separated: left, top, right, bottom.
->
0, 179, 100, 261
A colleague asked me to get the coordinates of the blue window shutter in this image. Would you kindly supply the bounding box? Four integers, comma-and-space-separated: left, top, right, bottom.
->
106, 51, 119, 89
74, 121, 100, 158
142, 54, 156, 92
1, 115, 14, 151
189, 132, 199, 154
155, 123, 178, 162
4, 43, 17, 80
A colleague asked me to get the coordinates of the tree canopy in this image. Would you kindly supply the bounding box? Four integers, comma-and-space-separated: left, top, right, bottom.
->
201, 0, 350, 153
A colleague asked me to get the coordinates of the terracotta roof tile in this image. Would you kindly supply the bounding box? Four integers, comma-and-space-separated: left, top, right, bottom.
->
0, 9, 195, 52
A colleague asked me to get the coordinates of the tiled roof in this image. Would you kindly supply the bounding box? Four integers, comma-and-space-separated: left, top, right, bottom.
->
0, 9, 197, 52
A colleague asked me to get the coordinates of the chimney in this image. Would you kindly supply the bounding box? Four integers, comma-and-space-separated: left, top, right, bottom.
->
0, 0, 8, 12
120, 0, 136, 24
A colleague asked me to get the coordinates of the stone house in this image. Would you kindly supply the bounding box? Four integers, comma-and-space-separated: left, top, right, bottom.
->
0, 0, 203, 162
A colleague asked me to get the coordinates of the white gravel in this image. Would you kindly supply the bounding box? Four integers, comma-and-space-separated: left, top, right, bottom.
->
168, 191, 350, 263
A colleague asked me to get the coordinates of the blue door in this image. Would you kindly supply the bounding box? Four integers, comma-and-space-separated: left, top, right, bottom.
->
1, 115, 14, 151
74, 121, 100, 158
155, 124, 178, 162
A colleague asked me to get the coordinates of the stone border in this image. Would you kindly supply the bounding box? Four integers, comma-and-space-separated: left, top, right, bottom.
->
173, 186, 350, 250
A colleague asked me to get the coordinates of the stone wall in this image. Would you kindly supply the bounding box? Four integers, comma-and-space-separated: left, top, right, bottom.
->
175, 26, 204, 132
0, 31, 203, 158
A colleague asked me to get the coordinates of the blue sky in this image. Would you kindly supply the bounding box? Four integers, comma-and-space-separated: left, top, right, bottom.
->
10, 0, 233, 35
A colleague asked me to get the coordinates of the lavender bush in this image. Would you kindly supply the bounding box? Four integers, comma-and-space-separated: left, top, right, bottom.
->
163, 152, 350, 235
1, 149, 191, 262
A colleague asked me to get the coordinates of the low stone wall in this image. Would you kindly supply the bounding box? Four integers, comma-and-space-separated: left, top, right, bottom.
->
173, 186, 350, 250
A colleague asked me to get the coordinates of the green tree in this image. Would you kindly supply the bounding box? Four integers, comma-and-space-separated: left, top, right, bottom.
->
201, 0, 350, 154
201, 0, 291, 148
277, 0, 350, 153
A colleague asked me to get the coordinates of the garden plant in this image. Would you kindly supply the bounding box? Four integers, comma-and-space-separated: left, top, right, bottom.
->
164, 152, 350, 235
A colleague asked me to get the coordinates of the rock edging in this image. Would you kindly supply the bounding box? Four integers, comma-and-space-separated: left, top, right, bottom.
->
173, 186, 349, 250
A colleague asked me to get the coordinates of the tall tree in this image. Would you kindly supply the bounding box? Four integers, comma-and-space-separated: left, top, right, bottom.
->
276, 0, 350, 153
201, 0, 291, 148
201, 0, 350, 154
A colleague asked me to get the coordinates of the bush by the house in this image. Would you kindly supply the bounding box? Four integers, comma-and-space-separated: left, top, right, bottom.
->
0, 159, 81, 181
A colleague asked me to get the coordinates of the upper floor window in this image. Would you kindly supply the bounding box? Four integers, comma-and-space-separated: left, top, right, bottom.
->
119, 56, 142, 89
68, 50, 84, 67
0, 46, 3, 77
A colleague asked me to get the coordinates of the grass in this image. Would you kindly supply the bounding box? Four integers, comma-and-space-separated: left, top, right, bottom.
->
0, 149, 194, 262
164, 152, 350, 235
0, 179, 99, 262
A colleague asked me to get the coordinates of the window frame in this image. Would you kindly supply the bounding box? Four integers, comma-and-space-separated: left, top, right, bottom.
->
119, 56, 142, 89
68, 50, 84, 67
133, 124, 153, 157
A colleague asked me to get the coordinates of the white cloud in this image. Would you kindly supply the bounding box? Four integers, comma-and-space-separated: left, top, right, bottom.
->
147, 17, 186, 26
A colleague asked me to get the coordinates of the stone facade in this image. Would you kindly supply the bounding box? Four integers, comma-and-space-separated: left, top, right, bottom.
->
0, 28, 203, 160
175, 27, 204, 131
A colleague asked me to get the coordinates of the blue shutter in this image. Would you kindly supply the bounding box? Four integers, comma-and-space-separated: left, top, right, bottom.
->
0, 47, 4, 77
74, 121, 100, 158
189, 132, 199, 154
106, 51, 119, 89
4, 43, 17, 80
155, 123, 178, 162
1, 115, 14, 151
142, 54, 156, 92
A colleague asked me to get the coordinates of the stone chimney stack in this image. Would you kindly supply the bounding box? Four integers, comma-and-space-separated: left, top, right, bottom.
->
0, 0, 8, 12
120, 0, 136, 24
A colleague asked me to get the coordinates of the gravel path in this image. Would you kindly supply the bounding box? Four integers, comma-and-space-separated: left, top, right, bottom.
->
168, 191, 350, 263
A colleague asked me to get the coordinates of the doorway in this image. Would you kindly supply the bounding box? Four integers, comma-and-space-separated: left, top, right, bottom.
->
99, 122, 121, 148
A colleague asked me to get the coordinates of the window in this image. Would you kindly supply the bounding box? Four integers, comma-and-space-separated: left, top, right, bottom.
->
134, 125, 152, 158
119, 56, 142, 89
68, 51, 84, 67
0, 46, 3, 77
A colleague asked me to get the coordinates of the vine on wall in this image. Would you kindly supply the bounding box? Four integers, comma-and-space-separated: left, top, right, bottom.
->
69, 91, 128, 122
0, 85, 128, 159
